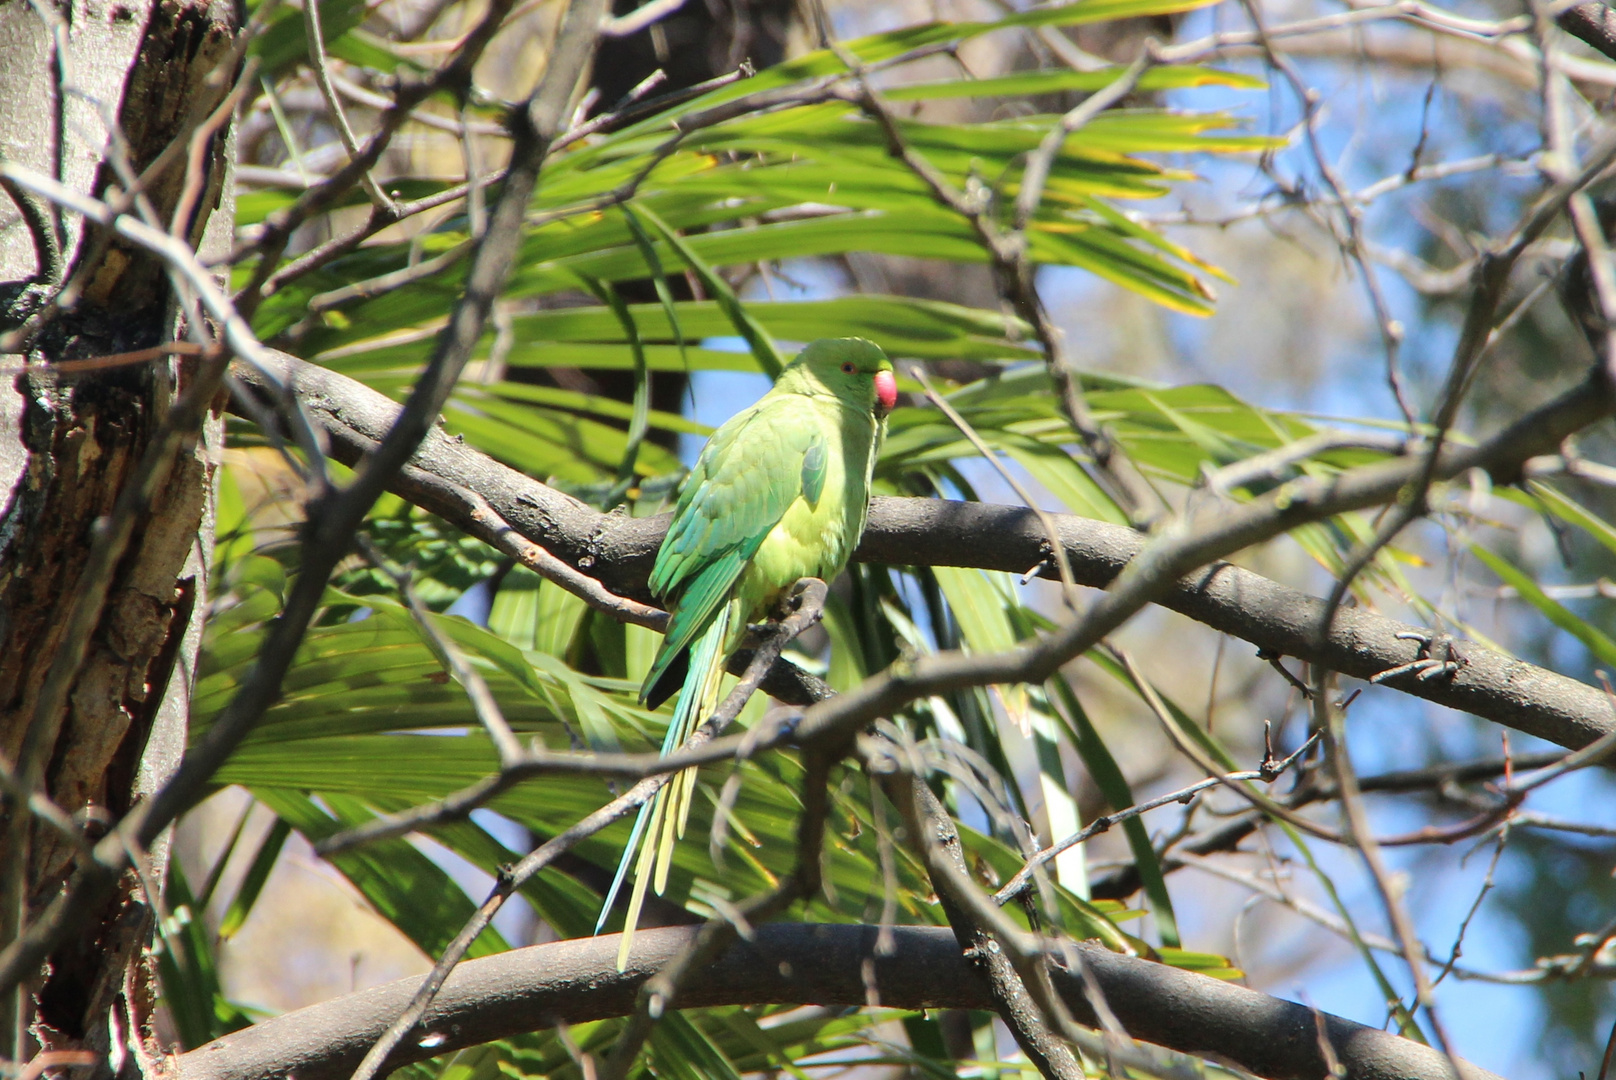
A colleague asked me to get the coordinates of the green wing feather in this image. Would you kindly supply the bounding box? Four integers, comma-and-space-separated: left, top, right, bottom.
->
642, 406, 825, 708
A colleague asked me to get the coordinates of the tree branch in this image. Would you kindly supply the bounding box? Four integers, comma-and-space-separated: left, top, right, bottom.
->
234, 350, 1616, 752
1559, 2, 1616, 63
170, 923, 1503, 1080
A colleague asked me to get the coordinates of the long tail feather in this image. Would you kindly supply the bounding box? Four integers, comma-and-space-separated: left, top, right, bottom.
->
601, 606, 731, 970
616, 792, 668, 970
594, 796, 654, 935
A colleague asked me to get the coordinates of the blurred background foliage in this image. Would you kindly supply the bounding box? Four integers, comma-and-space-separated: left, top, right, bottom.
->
168, 0, 1616, 1074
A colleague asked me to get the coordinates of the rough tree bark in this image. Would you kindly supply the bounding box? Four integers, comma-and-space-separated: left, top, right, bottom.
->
0, 0, 234, 1072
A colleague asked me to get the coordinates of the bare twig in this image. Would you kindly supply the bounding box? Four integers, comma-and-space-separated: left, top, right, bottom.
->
1012, 47, 1154, 233
304, 0, 396, 212
228, 0, 526, 317
357, 537, 525, 765
1599, 1012, 1616, 1080
0, 752, 87, 854
1146, 154, 1526, 230
9, 1051, 98, 1080
844, 47, 1159, 523
1201, 431, 1410, 496
600, 0, 687, 37
1313, 669, 1463, 1067
914, 367, 1080, 610
1238, 0, 1416, 424
1312, 77, 1616, 647
993, 734, 1320, 906
1432, 828, 1508, 989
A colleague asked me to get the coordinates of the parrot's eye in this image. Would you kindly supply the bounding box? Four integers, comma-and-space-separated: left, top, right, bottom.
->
841, 362, 855, 374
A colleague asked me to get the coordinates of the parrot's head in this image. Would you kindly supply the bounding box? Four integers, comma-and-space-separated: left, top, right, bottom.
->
790, 337, 898, 419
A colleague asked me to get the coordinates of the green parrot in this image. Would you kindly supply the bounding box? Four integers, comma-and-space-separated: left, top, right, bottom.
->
598, 338, 897, 966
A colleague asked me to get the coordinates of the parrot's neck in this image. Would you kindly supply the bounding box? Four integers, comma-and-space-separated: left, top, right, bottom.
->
774, 367, 875, 420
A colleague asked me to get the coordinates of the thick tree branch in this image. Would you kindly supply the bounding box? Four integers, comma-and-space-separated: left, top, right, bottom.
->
235, 351, 1616, 752
171, 923, 1502, 1080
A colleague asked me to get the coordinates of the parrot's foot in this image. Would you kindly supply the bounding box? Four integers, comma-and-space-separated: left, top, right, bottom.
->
743, 578, 831, 643
776, 576, 829, 620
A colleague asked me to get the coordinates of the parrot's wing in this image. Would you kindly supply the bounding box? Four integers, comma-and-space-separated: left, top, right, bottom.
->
641, 400, 825, 707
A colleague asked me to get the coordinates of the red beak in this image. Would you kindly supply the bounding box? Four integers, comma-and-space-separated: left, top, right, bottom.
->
874, 369, 898, 416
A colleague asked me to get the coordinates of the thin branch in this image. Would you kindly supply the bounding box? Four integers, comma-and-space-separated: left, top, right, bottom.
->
1090, 750, 1568, 901
256, 62, 752, 300
914, 367, 1081, 611
1173, 853, 1501, 980
1146, 154, 1526, 230
1240, 0, 1416, 424
845, 48, 1159, 523
1119, 649, 1528, 849
227, 0, 526, 317
1315, 672, 1462, 1065
329, 71, 506, 137
1201, 431, 1409, 497
993, 734, 1320, 906
600, 0, 687, 37
1012, 47, 1153, 233
304, 0, 396, 212
1310, 82, 1616, 645
0, 752, 88, 855
357, 536, 525, 765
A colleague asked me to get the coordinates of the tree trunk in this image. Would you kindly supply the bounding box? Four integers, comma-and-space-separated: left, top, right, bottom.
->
0, 0, 235, 1073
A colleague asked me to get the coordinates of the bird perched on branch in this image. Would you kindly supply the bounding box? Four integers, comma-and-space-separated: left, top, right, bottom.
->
598, 338, 898, 967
